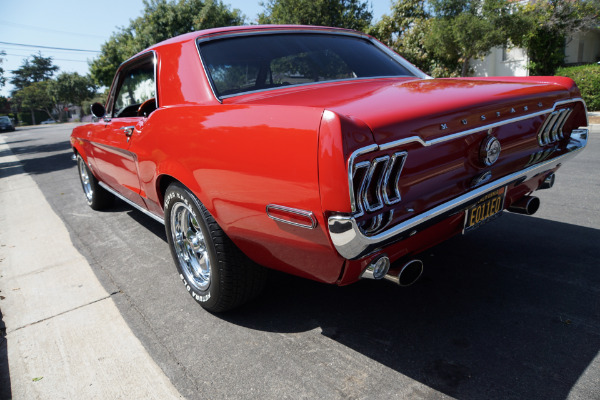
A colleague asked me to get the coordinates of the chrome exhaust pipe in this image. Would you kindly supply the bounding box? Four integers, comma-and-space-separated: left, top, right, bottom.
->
384, 259, 423, 287
507, 195, 540, 215
361, 255, 391, 280
539, 173, 555, 190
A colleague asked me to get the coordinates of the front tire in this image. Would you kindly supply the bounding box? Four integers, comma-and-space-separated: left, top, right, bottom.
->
76, 154, 113, 210
164, 183, 266, 312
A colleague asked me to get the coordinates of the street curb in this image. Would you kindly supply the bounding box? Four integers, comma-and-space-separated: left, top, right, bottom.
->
0, 135, 184, 400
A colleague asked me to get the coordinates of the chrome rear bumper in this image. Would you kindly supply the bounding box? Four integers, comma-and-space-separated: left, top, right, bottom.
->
328, 129, 589, 259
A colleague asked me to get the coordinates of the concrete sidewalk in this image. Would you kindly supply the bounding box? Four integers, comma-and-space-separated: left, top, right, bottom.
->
0, 136, 183, 399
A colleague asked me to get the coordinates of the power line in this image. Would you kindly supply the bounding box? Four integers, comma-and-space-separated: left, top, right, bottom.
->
0, 41, 100, 53
0, 20, 107, 39
1, 52, 90, 63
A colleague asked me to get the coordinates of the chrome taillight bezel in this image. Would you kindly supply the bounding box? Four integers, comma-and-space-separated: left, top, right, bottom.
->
351, 151, 408, 216
538, 108, 573, 146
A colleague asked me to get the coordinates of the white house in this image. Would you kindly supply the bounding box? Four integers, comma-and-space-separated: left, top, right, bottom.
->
471, 29, 600, 77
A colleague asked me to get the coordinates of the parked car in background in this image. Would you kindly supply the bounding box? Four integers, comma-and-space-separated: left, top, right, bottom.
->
70, 25, 589, 312
41, 119, 57, 124
0, 116, 15, 132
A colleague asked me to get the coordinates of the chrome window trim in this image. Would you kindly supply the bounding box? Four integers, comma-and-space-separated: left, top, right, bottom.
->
328, 128, 588, 260
107, 50, 159, 117
217, 76, 419, 100
195, 30, 425, 102
195, 37, 222, 104
98, 181, 164, 224
266, 204, 318, 229
346, 98, 587, 213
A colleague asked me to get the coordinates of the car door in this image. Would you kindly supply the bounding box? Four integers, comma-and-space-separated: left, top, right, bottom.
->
89, 52, 157, 208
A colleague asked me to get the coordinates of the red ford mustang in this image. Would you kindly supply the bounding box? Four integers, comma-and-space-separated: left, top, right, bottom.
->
71, 25, 589, 312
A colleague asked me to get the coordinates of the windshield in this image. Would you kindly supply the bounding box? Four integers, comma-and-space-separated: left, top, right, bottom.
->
198, 33, 415, 98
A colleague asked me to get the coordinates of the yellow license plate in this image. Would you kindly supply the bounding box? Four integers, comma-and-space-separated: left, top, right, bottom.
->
464, 187, 506, 233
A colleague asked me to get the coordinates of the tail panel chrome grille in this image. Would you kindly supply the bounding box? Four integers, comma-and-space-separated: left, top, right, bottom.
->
351, 152, 408, 216
538, 108, 572, 145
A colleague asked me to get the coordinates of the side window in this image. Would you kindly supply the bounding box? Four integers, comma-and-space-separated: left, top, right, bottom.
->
112, 57, 156, 118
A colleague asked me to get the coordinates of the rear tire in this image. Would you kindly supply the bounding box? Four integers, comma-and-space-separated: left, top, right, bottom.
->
164, 182, 266, 312
76, 154, 114, 210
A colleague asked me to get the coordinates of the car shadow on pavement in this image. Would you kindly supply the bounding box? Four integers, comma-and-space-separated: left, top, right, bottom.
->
222, 213, 600, 400
0, 141, 73, 178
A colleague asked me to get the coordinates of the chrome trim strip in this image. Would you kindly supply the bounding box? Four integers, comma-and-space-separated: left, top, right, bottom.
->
382, 151, 407, 205
551, 109, 569, 142
377, 98, 586, 152
329, 129, 588, 259
559, 109, 573, 139
362, 156, 389, 212
218, 76, 418, 100
195, 36, 222, 104
98, 181, 164, 224
348, 144, 378, 213
266, 204, 317, 229
540, 111, 559, 145
347, 98, 587, 212
352, 161, 371, 217
197, 28, 372, 43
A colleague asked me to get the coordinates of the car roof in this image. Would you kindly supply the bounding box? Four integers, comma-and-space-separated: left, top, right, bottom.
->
143, 25, 364, 53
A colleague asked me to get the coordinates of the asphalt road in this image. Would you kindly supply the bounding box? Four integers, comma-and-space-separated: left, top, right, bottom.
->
2, 123, 599, 399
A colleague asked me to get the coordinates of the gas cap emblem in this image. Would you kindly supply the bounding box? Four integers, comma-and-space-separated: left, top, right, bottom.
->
480, 136, 501, 166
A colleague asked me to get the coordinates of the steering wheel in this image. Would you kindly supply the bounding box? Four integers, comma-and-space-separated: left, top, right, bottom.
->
137, 98, 156, 117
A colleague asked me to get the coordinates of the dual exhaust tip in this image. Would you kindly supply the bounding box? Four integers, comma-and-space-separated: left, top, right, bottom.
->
505, 173, 555, 216
362, 256, 423, 287
362, 173, 555, 285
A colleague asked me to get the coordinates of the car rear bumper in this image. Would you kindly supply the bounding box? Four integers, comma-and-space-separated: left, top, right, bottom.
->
327, 128, 589, 260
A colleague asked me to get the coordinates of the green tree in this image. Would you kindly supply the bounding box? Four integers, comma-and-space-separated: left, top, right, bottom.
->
425, 0, 520, 76
9, 54, 59, 124
369, 0, 439, 75
51, 72, 97, 120
0, 51, 6, 88
258, 0, 373, 31
90, 0, 245, 87
372, 0, 522, 77
13, 81, 55, 123
9, 53, 58, 93
516, 0, 600, 76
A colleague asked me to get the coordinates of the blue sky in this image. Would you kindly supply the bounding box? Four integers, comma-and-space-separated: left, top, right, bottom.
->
0, 0, 393, 96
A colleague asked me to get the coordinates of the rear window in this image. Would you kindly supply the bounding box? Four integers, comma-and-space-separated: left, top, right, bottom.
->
198, 33, 414, 98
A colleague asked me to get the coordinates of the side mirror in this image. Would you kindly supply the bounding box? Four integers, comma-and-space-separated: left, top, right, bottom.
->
91, 102, 106, 119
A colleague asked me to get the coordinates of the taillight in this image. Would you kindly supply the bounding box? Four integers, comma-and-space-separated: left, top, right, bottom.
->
538, 108, 572, 145
351, 151, 407, 215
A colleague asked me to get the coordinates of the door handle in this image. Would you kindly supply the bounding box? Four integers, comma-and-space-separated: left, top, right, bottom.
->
120, 126, 135, 137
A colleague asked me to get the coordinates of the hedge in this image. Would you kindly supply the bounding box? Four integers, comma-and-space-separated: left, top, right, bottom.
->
556, 64, 600, 111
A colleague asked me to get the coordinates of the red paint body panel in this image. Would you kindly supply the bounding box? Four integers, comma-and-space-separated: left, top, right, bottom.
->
71, 25, 588, 286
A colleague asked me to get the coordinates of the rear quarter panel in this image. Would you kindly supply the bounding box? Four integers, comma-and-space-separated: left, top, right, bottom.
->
130, 104, 346, 283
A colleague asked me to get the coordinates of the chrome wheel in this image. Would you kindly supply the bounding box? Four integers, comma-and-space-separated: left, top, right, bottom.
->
78, 156, 93, 202
170, 202, 211, 291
